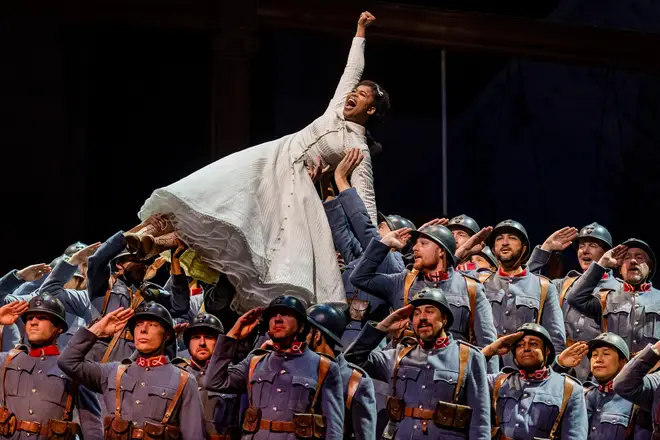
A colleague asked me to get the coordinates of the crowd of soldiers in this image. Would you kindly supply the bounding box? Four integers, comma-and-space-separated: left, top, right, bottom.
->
2, 159, 660, 440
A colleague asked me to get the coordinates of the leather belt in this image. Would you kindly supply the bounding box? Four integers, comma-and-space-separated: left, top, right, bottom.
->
259, 419, 296, 433
17, 420, 49, 436
208, 434, 231, 440
403, 407, 434, 420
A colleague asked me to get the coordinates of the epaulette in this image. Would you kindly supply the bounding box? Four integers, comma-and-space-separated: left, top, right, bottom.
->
398, 336, 418, 347
346, 361, 368, 378
460, 272, 480, 283
11, 344, 28, 355
560, 372, 583, 386
501, 366, 518, 375
565, 270, 582, 278
456, 339, 482, 353
249, 348, 273, 356
477, 271, 494, 284
582, 381, 598, 394
171, 357, 191, 368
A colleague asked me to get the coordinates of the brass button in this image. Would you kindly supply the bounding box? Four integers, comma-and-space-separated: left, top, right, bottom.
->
141, 382, 145, 387
136, 400, 141, 405
31, 388, 36, 393
29, 409, 33, 415
280, 370, 286, 375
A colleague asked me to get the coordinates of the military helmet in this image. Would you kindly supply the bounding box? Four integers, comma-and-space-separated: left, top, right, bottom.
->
183, 313, 224, 348
476, 246, 498, 269
306, 303, 347, 347
515, 323, 555, 364
262, 295, 308, 324
64, 242, 88, 257
377, 212, 416, 232
410, 225, 457, 266
575, 222, 613, 250
408, 288, 454, 329
447, 215, 480, 236
587, 332, 630, 361
22, 294, 68, 331
127, 301, 176, 346
621, 238, 656, 280
487, 219, 531, 263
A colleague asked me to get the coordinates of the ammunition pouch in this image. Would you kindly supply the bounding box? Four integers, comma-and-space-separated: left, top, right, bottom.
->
0, 406, 17, 437
386, 396, 405, 422
104, 416, 132, 440
242, 406, 262, 434
432, 401, 472, 431
312, 414, 326, 438
47, 419, 81, 440
292, 413, 313, 438
348, 298, 370, 322
143, 422, 166, 440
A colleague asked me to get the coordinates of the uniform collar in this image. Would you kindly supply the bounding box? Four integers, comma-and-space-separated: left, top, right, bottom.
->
419, 334, 452, 351
190, 358, 208, 371
598, 380, 614, 393
623, 282, 652, 293
519, 367, 549, 381
424, 271, 449, 283
28, 346, 59, 357
456, 262, 477, 272
136, 355, 168, 368
272, 341, 306, 354
498, 267, 527, 278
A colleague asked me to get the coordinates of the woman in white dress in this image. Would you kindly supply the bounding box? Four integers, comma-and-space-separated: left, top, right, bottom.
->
133, 11, 389, 312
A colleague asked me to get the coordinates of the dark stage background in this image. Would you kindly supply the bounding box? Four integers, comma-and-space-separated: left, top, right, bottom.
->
2, 0, 659, 281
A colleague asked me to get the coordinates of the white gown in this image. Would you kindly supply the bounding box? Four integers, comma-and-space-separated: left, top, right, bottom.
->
138, 37, 377, 313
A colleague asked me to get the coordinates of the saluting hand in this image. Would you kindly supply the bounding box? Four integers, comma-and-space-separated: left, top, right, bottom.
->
599, 244, 628, 269
69, 242, 102, 266
557, 342, 589, 369
541, 227, 579, 252
419, 218, 449, 230
0, 301, 29, 325
482, 331, 524, 359
376, 305, 413, 333
227, 307, 264, 340
88, 307, 134, 339
455, 226, 493, 260
381, 228, 413, 251
16, 263, 51, 282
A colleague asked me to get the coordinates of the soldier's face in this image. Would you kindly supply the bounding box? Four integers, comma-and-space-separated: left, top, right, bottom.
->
378, 221, 391, 238
493, 234, 523, 263
412, 305, 446, 342
514, 335, 549, 369
268, 310, 300, 340
590, 346, 625, 382
452, 230, 470, 248
189, 332, 218, 363
471, 255, 494, 271
25, 313, 62, 345
621, 248, 651, 284
134, 320, 167, 353
412, 238, 445, 272
577, 240, 606, 272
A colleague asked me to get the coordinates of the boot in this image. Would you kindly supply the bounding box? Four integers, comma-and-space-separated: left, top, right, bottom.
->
127, 215, 174, 236
139, 232, 182, 260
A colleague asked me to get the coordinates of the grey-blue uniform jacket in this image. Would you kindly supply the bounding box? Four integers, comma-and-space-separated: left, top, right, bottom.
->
528, 246, 621, 381
336, 354, 376, 440
567, 262, 660, 356
174, 358, 240, 437
489, 368, 588, 439
86, 231, 190, 361
481, 268, 566, 368
0, 346, 103, 439
344, 323, 490, 440
584, 381, 650, 440
58, 328, 205, 439
350, 238, 500, 373
324, 188, 404, 348
613, 344, 660, 435
203, 335, 345, 440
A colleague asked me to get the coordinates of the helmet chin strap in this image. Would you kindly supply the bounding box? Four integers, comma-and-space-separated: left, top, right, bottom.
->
499, 245, 527, 272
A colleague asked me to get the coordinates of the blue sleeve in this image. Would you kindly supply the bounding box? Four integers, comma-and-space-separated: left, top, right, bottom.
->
343, 323, 393, 383
164, 274, 191, 318
613, 345, 660, 406
562, 380, 588, 440
527, 246, 552, 275
337, 187, 380, 250
203, 335, 249, 394
472, 282, 500, 373
180, 374, 207, 440
76, 384, 104, 440
87, 232, 127, 300
324, 197, 363, 264
540, 282, 566, 355
352, 375, 377, 440
39, 261, 92, 321
0, 270, 25, 300
566, 263, 610, 322
321, 361, 345, 440
349, 238, 404, 303
58, 328, 118, 394
466, 350, 491, 440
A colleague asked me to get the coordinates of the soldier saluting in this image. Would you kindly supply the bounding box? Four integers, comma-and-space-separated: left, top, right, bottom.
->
0, 295, 103, 439
58, 302, 205, 440
203, 295, 345, 440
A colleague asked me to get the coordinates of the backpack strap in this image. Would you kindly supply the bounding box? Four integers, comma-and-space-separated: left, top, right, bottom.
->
478, 271, 493, 284
0, 349, 23, 405
624, 405, 639, 440
114, 364, 130, 418
101, 289, 144, 363
161, 370, 190, 424
548, 376, 575, 439
491, 372, 513, 438
453, 344, 470, 403
310, 356, 331, 413
599, 290, 611, 332
62, 383, 78, 422
101, 275, 118, 316
403, 269, 419, 306
537, 277, 549, 324
391, 345, 416, 397
247, 353, 268, 405
346, 369, 363, 410
464, 276, 478, 344
559, 276, 578, 307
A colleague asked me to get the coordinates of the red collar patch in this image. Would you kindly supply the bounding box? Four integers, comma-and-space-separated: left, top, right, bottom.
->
498, 267, 527, 278
424, 271, 449, 283
273, 341, 306, 354
28, 346, 60, 357
519, 367, 549, 381
623, 282, 651, 293
136, 355, 168, 368
598, 380, 614, 393
457, 262, 477, 272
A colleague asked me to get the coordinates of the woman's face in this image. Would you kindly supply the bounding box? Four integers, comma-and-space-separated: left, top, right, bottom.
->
343, 85, 376, 123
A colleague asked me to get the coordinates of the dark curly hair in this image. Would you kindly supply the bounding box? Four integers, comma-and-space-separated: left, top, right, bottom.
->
358, 80, 390, 155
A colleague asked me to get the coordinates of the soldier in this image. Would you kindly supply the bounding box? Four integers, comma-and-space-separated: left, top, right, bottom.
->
526, 223, 619, 382
447, 214, 482, 273
481, 219, 566, 368
470, 246, 498, 275
568, 238, 660, 357
555, 333, 650, 439
350, 224, 499, 372
174, 313, 240, 440
323, 148, 416, 347
613, 337, 660, 437
85, 230, 191, 362
343, 288, 490, 439
204, 295, 345, 440
483, 323, 588, 439
0, 295, 103, 439
305, 303, 376, 440
58, 301, 205, 439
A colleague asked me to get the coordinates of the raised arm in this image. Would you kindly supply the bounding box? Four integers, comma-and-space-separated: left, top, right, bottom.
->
325, 13, 374, 115
613, 344, 660, 406
349, 237, 403, 302
323, 197, 363, 264
87, 232, 127, 299
527, 227, 578, 274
